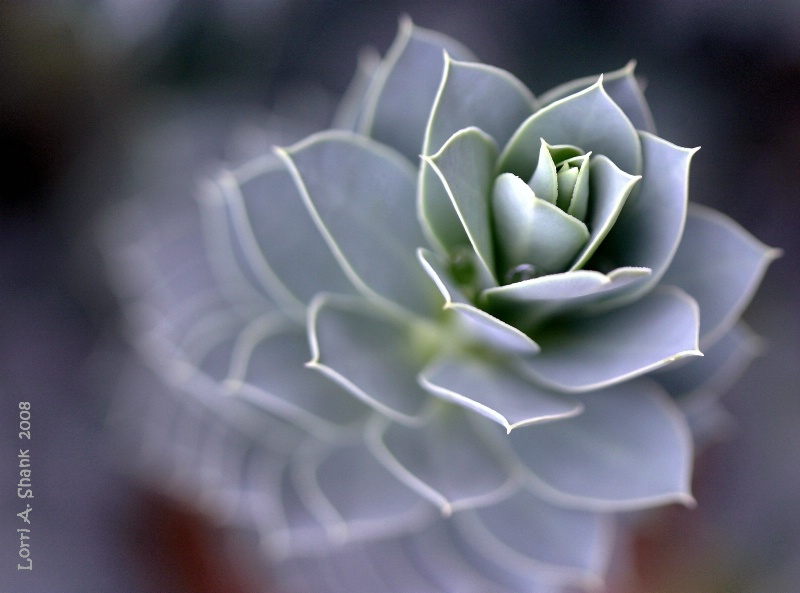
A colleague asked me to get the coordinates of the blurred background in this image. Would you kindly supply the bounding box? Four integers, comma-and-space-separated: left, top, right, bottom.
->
1, 1, 797, 591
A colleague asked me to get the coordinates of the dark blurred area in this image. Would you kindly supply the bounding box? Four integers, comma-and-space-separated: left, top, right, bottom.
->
1, 1, 797, 592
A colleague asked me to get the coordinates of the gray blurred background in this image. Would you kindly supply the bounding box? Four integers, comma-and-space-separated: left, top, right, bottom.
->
1, 1, 797, 591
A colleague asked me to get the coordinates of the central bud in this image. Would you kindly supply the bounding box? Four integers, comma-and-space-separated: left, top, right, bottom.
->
491, 139, 592, 284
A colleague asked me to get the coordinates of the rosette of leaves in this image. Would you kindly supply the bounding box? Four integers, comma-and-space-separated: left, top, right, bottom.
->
107, 17, 779, 593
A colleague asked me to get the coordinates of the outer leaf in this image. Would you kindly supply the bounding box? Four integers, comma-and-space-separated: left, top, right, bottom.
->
195, 181, 276, 309
507, 379, 695, 510
455, 489, 611, 588
306, 439, 432, 542
521, 287, 702, 392
308, 295, 434, 425
405, 519, 521, 593
498, 77, 642, 179
424, 127, 499, 280
359, 16, 475, 161
660, 204, 780, 348
419, 56, 537, 254
419, 355, 582, 432
423, 55, 538, 156
539, 61, 657, 133
418, 248, 541, 355
277, 131, 437, 317
224, 157, 356, 311
598, 132, 699, 302
655, 321, 762, 400
223, 315, 369, 439
367, 407, 515, 515
333, 48, 382, 131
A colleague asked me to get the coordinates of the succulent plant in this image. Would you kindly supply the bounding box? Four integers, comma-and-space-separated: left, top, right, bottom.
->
107, 17, 779, 593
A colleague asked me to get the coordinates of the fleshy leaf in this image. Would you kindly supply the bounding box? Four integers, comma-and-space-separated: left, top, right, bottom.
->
597, 132, 699, 301
223, 315, 369, 438
368, 407, 515, 515
660, 204, 781, 348
481, 267, 651, 330
455, 489, 611, 588
277, 130, 436, 317
195, 181, 276, 309
527, 140, 558, 204
522, 287, 702, 392
492, 173, 589, 276
333, 48, 382, 131
538, 61, 656, 133
419, 355, 582, 432
569, 155, 641, 270
406, 521, 521, 593
508, 380, 695, 510
359, 16, 475, 161
418, 248, 541, 355
424, 127, 499, 281
419, 56, 537, 254
655, 321, 763, 400
224, 157, 356, 311
307, 439, 431, 542
308, 295, 433, 425
498, 77, 642, 179
423, 55, 538, 156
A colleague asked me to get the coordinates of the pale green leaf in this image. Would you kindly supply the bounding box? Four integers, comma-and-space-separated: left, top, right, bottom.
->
569, 155, 641, 270
539, 61, 656, 133
419, 356, 582, 432
424, 127, 499, 280
492, 173, 589, 276
456, 489, 611, 588
418, 248, 541, 355
508, 379, 695, 510
308, 295, 433, 425
521, 287, 702, 392
660, 204, 780, 348
359, 16, 475, 161
498, 77, 642, 179
367, 407, 515, 515
277, 130, 437, 317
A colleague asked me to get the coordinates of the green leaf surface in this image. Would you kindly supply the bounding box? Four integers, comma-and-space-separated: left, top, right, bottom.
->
309, 440, 431, 542
482, 267, 651, 328
418, 248, 541, 355
359, 16, 475, 161
333, 48, 382, 131
419, 356, 582, 432
277, 131, 436, 317
655, 321, 762, 400
538, 61, 656, 133
660, 204, 780, 348
368, 407, 514, 515
527, 140, 558, 204
424, 127, 499, 280
418, 56, 537, 254
456, 489, 610, 588
522, 287, 702, 392
498, 78, 642, 179
508, 380, 694, 510
223, 316, 369, 438
423, 55, 538, 156
492, 173, 589, 276
570, 155, 641, 270
308, 295, 433, 425
598, 132, 698, 302
225, 157, 356, 311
